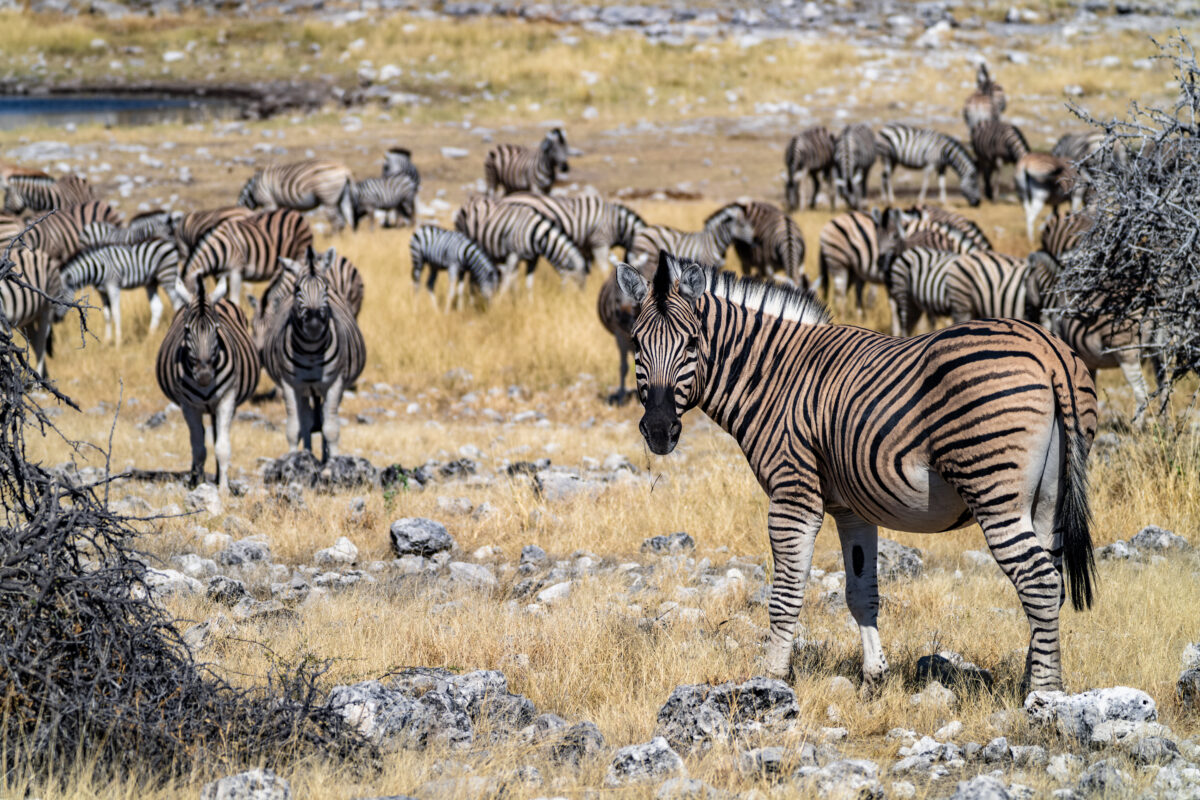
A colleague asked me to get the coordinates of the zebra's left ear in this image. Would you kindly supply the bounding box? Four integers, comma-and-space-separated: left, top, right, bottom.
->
280, 257, 302, 277
676, 262, 705, 305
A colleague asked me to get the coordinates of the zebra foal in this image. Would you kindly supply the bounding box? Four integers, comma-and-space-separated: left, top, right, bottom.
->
616, 252, 1098, 691
410, 225, 499, 311
61, 239, 185, 346
156, 280, 259, 493
484, 128, 571, 196
784, 126, 836, 211
875, 124, 981, 207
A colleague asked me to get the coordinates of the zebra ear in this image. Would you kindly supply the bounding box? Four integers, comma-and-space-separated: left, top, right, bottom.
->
280, 257, 302, 277
615, 263, 648, 306
173, 276, 193, 305
677, 262, 706, 305
321, 247, 337, 270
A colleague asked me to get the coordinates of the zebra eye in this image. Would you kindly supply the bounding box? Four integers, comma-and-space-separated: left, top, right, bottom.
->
686, 337, 699, 354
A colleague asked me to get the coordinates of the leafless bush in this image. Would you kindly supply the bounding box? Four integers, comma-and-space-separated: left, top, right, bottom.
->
0, 227, 376, 783
1055, 34, 1200, 399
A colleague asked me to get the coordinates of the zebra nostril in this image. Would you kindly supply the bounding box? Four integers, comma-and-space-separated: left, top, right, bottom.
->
670, 420, 681, 440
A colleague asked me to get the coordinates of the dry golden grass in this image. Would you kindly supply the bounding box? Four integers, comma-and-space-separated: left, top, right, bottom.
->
4, 8, 1200, 800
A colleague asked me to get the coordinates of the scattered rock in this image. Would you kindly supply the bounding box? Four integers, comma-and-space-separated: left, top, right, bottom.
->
981, 736, 1011, 763
536, 581, 572, 604
739, 745, 787, 776
200, 768, 290, 800
143, 568, 202, 597
1047, 752, 1084, 782
447, 561, 498, 589
656, 777, 723, 799
185, 483, 222, 516
1128, 735, 1180, 765
215, 537, 271, 566
799, 759, 883, 799
916, 651, 994, 689
655, 677, 799, 756
605, 737, 685, 787
322, 455, 379, 488
910, 681, 956, 710
206, 575, 248, 605
520, 544, 548, 567
1179, 668, 1200, 711
436, 495, 474, 515
231, 597, 293, 623
262, 450, 322, 487
534, 469, 603, 502
876, 538, 924, 580
641, 532, 696, 554
950, 774, 1010, 800
1130, 525, 1191, 553
314, 536, 358, 566
1025, 687, 1157, 742
390, 518, 455, 557
1077, 758, 1128, 795
546, 720, 606, 766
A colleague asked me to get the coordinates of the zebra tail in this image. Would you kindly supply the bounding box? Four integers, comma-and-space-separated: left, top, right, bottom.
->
817, 248, 830, 300
1055, 378, 1096, 612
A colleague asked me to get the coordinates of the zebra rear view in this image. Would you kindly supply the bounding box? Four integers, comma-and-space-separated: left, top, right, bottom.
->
616, 253, 1098, 691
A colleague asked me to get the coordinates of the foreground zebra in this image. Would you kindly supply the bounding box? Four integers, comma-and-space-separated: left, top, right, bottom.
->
875, 124, 980, 207
238, 159, 356, 233
833, 124, 877, 210
261, 248, 366, 461
784, 126, 837, 211
0, 248, 63, 377
156, 280, 259, 492
500, 193, 645, 271
484, 129, 570, 196
61, 239, 185, 346
615, 252, 1097, 691
410, 225, 499, 311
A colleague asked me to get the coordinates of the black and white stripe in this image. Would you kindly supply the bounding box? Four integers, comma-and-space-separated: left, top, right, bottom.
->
1016, 153, 1076, 243
0, 247, 63, 377
79, 209, 179, 249
717, 201, 806, 287
897, 204, 993, 251
238, 159, 356, 232
483, 128, 570, 196
260, 248, 366, 462
500, 193, 645, 271
883, 245, 959, 336
410, 225, 499, 311
945, 250, 1038, 323
352, 174, 418, 230
1, 172, 95, 214
816, 210, 888, 311
155, 280, 260, 491
630, 204, 754, 272
876, 124, 981, 207
833, 124, 877, 210
970, 119, 1031, 201
784, 125, 837, 211
382, 147, 421, 187
61, 239, 185, 345
454, 196, 587, 291
183, 208, 313, 304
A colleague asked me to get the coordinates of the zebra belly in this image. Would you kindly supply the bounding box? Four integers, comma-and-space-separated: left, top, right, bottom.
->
827, 465, 971, 533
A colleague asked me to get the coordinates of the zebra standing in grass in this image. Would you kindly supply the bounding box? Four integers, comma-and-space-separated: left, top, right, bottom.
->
79, 209, 180, 249
833, 124, 877, 210
410, 225, 499, 312
156, 280, 259, 492
500, 193, 645, 272
945, 250, 1040, 323
784, 125, 837, 211
352, 174, 418, 230
1, 172, 95, 214
875, 124, 981, 207
184, 209, 313, 304
714, 201, 806, 287
261, 248, 366, 462
1, 202, 127, 266
1016, 153, 1076, 243
962, 63, 1006, 129
454, 196, 587, 291
175, 207, 254, 260
61, 239, 185, 346
882, 245, 960, 336
484, 128, 571, 196
614, 253, 1097, 691
816, 210, 890, 312
0, 247, 63, 377
238, 159, 356, 233
629, 204, 754, 272
382, 147, 421, 187
970, 120, 1031, 202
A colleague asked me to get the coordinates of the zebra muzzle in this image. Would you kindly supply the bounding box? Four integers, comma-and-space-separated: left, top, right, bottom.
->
638, 408, 681, 456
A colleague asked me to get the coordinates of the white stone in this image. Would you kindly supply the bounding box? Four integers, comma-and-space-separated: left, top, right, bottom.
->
143, 568, 203, 598
448, 561, 497, 589
536, 581, 573, 604
1025, 687, 1157, 742
185, 483, 222, 516
314, 536, 358, 566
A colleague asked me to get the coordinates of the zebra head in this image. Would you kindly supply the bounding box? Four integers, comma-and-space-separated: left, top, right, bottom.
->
705, 204, 756, 248
237, 176, 260, 210
616, 251, 707, 455
284, 247, 332, 338
543, 128, 570, 175
961, 171, 982, 207
873, 207, 907, 276
183, 281, 220, 388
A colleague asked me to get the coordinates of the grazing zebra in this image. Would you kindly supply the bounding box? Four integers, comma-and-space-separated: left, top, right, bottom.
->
1, 172, 95, 214
898, 204, 993, 251
882, 245, 959, 336
352, 174, 418, 230
1016, 153, 1077, 243
61, 239, 185, 346
970, 120, 1031, 202
714, 201, 806, 286
155, 279, 259, 492
629, 204, 754, 272
500, 193, 645, 272
833, 124, 877, 210
784, 125, 837, 211
175, 206, 255, 259
0, 247, 63, 377
237, 159, 356, 232
962, 63, 1006, 129
410, 225, 499, 312
945, 250, 1039, 323
1039, 211, 1092, 259
382, 147, 421, 187
184, 208, 313, 304
875, 124, 981, 207
453, 196, 587, 291
79, 209, 179, 248
483, 128, 570, 196
614, 252, 1098, 691
891, 224, 977, 255
260, 248, 366, 462
816, 210, 889, 312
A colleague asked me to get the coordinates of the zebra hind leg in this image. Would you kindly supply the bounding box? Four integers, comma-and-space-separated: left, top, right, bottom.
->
319, 378, 345, 463
832, 511, 889, 690
213, 392, 237, 493
147, 286, 164, 333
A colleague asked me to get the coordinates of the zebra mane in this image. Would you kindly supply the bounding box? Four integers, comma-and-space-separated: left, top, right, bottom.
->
702, 267, 831, 326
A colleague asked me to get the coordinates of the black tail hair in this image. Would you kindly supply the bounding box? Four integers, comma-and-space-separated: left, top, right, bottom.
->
1057, 405, 1096, 611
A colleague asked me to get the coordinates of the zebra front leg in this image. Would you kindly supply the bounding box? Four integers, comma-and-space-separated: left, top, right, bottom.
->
320, 377, 346, 463
594, 245, 612, 276
1118, 351, 1151, 427
444, 264, 461, 314
832, 510, 889, 689
99, 293, 113, 343
917, 165, 931, 205
938, 168, 948, 206
106, 283, 123, 348
280, 381, 302, 452
880, 161, 894, 204
228, 269, 245, 308
147, 287, 164, 333
182, 405, 207, 488
764, 493, 824, 679
212, 391, 237, 493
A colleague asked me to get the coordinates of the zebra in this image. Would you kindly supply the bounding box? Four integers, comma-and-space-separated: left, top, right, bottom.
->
875, 124, 981, 207
629, 204, 754, 272
352, 174, 418, 230
614, 253, 1098, 692
962, 62, 1006, 129
970, 120, 1030, 202
183, 208, 314, 304
1, 172, 95, 214
499, 193, 645, 272
409, 225, 499, 312
945, 250, 1039, 323
1039, 211, 1093, 260
79, 209, 180, 249
1016, 153, 1077, 243
816, 210, 889, 312
175, 206, 254, 260
237, 159, 356, 233
897, 204, 993, 251
61, 239, 185, 346
0, 247, 63, 377
382, 147, 421, 188
833, 124, 877, 210
597, 266, 643, 406
483, 128, 570, 196
883, 245, 960, 336
260, 248, 366, 462
453, 196, 587, 291
714, 201, 806, 286
1051, 131, 1114, 210
784, 125, 837, 211
155, 279, 260, 493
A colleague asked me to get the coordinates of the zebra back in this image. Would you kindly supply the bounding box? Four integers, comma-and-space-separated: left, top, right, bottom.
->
176, 207, 254, 257
238, 159, 355, 213
63, 239, 181, 293
353, 174, 418, 224
834, 124, 876, 208
946, 251, 1032, 321
251, 208, 314, 262
2, 173, 95, 214
971, 120, 1030, 164
902, 205, 992, 251
887, 246, 959, 332
817, 210, 883, 293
